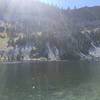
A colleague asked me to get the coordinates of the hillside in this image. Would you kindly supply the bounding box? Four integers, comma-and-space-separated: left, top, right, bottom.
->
0, 1, 100, 61
64, 6, 100, 28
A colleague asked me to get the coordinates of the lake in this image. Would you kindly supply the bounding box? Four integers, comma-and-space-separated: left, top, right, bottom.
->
0, 61, 100, 100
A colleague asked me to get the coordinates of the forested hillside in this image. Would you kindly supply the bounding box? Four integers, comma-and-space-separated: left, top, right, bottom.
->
0, 0, 100, 61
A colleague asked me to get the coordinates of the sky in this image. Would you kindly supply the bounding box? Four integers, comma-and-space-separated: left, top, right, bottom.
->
40, 0, 100, 9
1, 0, 100, 9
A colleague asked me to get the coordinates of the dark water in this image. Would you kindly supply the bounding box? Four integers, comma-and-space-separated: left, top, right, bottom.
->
0, 61, 100, 100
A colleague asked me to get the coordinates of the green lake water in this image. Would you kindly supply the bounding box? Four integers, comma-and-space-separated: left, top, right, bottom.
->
0, 61, 100, 100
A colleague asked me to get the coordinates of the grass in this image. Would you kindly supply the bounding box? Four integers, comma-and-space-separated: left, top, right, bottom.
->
0, 36, 9, 49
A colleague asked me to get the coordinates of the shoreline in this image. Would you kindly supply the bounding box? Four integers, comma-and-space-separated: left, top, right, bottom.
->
0, 58, 98, 64
0, 59, 68, 64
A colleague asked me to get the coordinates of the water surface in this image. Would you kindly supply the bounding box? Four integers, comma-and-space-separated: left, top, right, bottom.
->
0, 61, 100, 100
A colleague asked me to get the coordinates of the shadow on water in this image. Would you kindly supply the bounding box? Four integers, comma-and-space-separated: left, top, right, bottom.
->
0, 61, 100, 100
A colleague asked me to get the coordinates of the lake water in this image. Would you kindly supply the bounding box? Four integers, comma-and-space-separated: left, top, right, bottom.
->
0, 61, 100, 100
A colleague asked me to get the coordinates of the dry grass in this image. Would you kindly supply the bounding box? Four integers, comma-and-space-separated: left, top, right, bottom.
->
0, 33, 9, 49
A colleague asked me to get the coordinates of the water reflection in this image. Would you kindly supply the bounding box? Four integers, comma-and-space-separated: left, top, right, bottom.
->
0, 61, 100, 100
